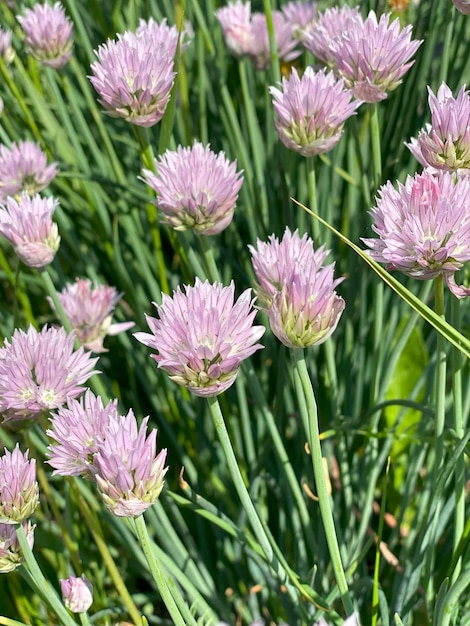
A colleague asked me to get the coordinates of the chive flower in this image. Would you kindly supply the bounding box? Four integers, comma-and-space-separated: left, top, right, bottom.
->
60, 575, 93, 613
0, 445, 39, 524
134, 278, 265, 397
0, 141, 58, 201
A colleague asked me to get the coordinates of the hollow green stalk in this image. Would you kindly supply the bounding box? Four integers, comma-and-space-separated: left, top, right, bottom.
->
133, 514, 195, 626
198, 235, 221, 282
451, 295, 464, 583
306, 156, 320, 241
291, 348, 355, 616
15, 524, 78, 626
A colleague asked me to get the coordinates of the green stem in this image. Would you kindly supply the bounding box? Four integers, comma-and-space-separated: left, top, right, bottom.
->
306, 156, 320, 242
291, 348, 355, 616
206, 395, 301, 604
263, 0, 281, 85
15, 524, 79, 626
133, 515, 194, 626
434, 275, 447, 466
198, 235, 221, 282
370, 103, 382, 191
451, 295, 464, 582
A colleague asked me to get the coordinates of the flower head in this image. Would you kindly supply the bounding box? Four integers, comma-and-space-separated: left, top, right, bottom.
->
452, 0, 470, 14
407, 83, 470, 174
89, 19, 177, 127
141, 143, 243, 235
93, 412, 168, 517
135, 17, 191, 56
330, 11, 422, 103
0, 445, 39, 524
17, 2, 73, 69
250, 228, 344, 348
215, 0, 254, 57
47, 391, 120, 477
0, 141, 58, 201
134, 278, 265, 397
0, 326, 99, 423
362, 171, 470, 298
0, 192, 60, 268
60, 575, 93, 613
0, 28, 15, 64
248, 11, 300, 70
50, 278, 134, 352
282, 1, 317, 40
302, 5, 361, 68
0, 521, 35, 573
270, 67, 359, 157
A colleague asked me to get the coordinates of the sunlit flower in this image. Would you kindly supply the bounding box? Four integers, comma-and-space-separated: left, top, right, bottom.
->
330, 11, 422, 102
362, 171, 470, 298
60, 575, 93, 613
93, 411, 168, 517
215, 0, 254, 57
50, 278, 134, 352
0, 192, 60, 269
0, 445, 39, 524
249, 227, 329, 308
0, 521, 35, 573
0, 326, 99, 423
0, 141, 58, 201
141, 142, 243, 235
0, 28, 15, 64
248, 11, 300, 70
134, 278, 265, 397
47, 391, 120, 477
407, 83, 470, 174
452, 0, 470, 14
282, 1, 317, 40
89, 19, 177, 127
17, 2, 73, 69
269, 67, 359, 156
302, 5, 361, 68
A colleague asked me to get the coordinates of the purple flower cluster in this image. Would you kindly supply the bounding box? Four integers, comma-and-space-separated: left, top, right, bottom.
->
135, 279, 265, 397
142, 142, 243, 235
363, 171, 470, 298
17, 2, 73, 69
50, 278, 134, 352
60, 574, 93, 613
89, 17, 187, 127
0, 140, 58, 201
303, 6, 421, 103
215, 0, 302, 70
249, 228, 345, 348
47, 390, 168, 517
0, 326, 98, 423
270, 67, 359, 157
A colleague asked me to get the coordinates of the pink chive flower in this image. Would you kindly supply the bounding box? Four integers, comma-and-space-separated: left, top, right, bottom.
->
93, 411, 168, 517
248, 11, 300, 70
50, 278, 135, 353
0, 28, 15, 64
141, 143, 243, 235
250, 228, 344, 348
0, 521, 35, 573
302, 5, 361, 68
452, 0, 470, 14
0, 445, 39, 524
17, 2, 73, 69
0, 326, 99, 423
249, 227, 329, 308
60, 575, 93, 613
0, 192, 60, 269
135, 16, 191, 56
330, 11, 422, 103
407, 83, 470, 174
47, 391, 120, 477
362, 171, 470, 298
134, 278, 265, 397
215, 0, 254, 57
282, 1, 317, 41
0, 141, 58, 201
89, 19, 177, 127
270, 67, 359, 157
